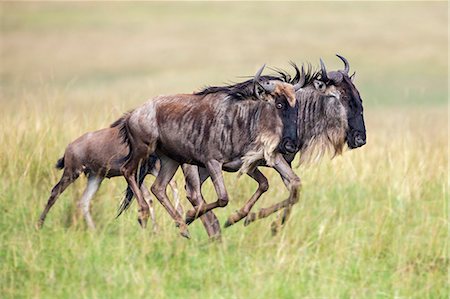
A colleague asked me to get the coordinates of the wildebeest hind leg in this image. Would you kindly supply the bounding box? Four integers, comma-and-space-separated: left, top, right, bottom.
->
151, 155, 190, 238
182, 164, 221, 239
37, 169, 80, 229
185, 160, 228, 225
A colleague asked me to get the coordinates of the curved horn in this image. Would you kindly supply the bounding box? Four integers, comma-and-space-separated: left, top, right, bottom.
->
336, 54, 350, 74
253, 64, 265, 83
320, 58, 328, 82
253, 64, 266, 100
293, 66, 306, 90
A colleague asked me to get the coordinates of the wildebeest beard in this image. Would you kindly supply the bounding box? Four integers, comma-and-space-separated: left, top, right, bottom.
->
295, 86, 348, 164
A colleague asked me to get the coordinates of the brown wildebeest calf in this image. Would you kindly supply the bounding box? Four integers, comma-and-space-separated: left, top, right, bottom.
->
36, 126, 183, 231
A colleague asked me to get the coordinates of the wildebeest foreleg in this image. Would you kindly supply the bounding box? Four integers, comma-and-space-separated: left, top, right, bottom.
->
151, 156, 190, 238
224, 168, 269, 228
185, 160, 228, 225
182, 164, 221, 239
270, 175, 296, 235
78, 175, 103, 230
244, 154, 301, 229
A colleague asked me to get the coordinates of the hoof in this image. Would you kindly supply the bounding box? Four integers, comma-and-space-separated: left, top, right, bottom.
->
185, 210, 196, 225
152, 224, 159, 234
179, 226, 191, 239
224, 216, 238, 228
35, 219, 44, 230
244, 212, 256, 226
224, 211, 246, 228
180, 230, 191, 239
137, 217, 148, 229
209, 233, 222, 242
271, 221, 280, 236
223, 219, 233, 228
138, 209, 150, 229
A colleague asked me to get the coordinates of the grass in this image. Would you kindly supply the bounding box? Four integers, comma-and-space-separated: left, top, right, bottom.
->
0, 2, 448, 299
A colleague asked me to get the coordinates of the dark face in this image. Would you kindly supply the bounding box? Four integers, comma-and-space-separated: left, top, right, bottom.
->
332, 73, 366, 149
276, 95, 299, 154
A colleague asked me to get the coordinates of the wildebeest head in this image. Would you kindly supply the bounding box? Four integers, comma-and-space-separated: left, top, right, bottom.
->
253, 65, 300, 154
320, 55, 366, 149
290, 64, 348, 163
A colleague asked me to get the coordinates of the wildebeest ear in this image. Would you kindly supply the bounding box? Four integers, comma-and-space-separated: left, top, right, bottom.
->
254, 83, 265, 100
313, 80, 326, 92
350, 72, 356, 81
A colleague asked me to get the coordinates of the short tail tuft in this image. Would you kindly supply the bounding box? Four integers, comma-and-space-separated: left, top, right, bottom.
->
55, 157, 65, 169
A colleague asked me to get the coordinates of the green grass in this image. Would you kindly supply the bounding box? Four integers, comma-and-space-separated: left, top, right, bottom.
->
0, 2, 448, 299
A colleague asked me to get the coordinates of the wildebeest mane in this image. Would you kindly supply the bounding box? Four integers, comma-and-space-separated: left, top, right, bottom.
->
195, 63, 320, 100
272, 62, 320, 87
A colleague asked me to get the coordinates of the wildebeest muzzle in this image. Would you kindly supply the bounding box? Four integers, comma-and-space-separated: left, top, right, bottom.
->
280, 137, 298, 154
347, 130, 366, 149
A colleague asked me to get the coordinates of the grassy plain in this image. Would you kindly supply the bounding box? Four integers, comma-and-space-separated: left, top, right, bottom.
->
0, 2, 448, 298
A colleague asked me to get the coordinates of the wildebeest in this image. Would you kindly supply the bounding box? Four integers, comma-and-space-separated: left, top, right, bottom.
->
36, 126, 183, 231
115, 65, 302, 238
240, 55, 367, 232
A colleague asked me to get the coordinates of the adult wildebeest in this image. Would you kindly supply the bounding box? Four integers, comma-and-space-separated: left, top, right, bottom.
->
240, 55, 366, 233
36, 126, 184, 231
115, 65, 301, 238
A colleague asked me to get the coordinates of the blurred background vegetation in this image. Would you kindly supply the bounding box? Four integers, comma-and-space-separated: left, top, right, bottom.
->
1, 2, 447, 298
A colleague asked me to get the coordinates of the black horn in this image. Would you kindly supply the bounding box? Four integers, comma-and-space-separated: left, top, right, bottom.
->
320, 58, 328, 82
253, 64, 265, 82
293, 66, 306, 90
336, 54, 350, 74
253, 64, 266, 99
254, 64, 277, 94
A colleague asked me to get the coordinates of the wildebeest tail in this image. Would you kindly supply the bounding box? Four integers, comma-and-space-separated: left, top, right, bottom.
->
55, 157, 65, 169
110, 111, 134, 165
116, 157, 155, 217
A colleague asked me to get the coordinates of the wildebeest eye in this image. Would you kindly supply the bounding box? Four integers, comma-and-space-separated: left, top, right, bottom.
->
276, 103, 283, 109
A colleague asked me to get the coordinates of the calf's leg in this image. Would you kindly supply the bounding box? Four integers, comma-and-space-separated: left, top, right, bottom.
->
37, 169, 80, 229
78, 175, 103, 230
